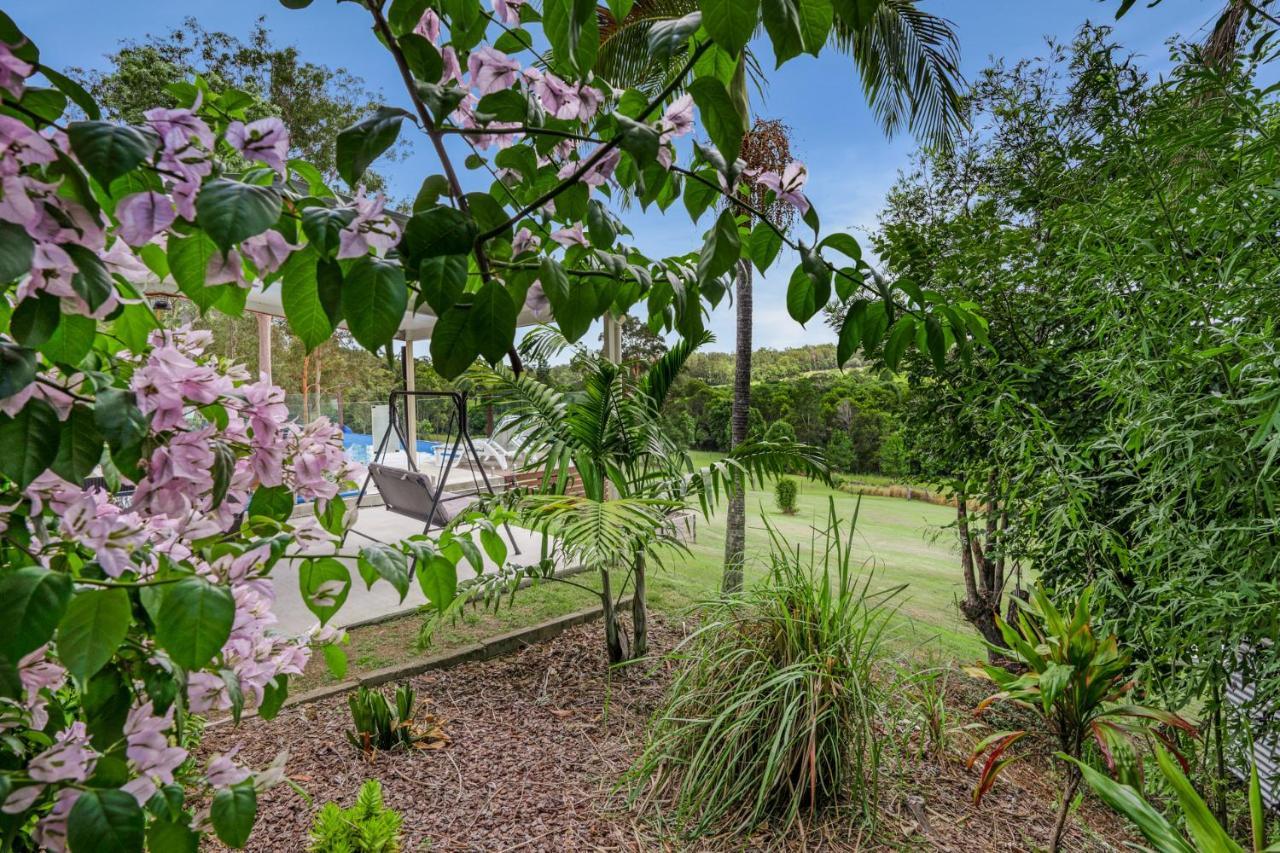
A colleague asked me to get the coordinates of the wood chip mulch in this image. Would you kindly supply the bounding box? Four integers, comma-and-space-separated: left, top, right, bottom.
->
201, 616, 1137, 852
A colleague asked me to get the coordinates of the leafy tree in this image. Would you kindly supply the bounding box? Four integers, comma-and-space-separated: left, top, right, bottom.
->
73, 17, 401, 189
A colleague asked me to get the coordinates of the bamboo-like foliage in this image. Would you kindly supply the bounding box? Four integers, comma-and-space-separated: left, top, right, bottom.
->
625, 497, 898, 837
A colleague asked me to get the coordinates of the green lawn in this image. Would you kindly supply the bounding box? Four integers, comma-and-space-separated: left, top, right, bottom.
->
297, 466, 979, 690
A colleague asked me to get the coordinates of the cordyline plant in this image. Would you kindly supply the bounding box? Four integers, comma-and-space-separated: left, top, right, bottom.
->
0, 0, 974, 845
967, 586, 1197, 853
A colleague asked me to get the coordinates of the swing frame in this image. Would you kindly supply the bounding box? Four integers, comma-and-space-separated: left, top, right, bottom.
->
348, 389, 520, 553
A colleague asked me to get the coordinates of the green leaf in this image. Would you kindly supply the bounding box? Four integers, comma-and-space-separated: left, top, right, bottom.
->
316, 259, 344, 329
819, 231, 861, 262
751, 224, 784, 273
65, 244, 114, 315
881, 315, 916, 370
401, 205, 477, 261
470, 280, 518, 365
248, 484, 294, 522
67, 121, 157, 187
196, 179, 283, 254
649, 11, 703, 63
322, 643, 347, 678
358, 545, 410, 602
343, 256, 407, 352
795, 0, 833, 53
258, 676, 289, 721
924, 316, 947, 368
418, 254, 468, 314
400, 34, 443, 82
335, 107, 410, 188
543, 0, 599, 76
683, 172, 717, 223
388, 0, 431, 35
157, 577, 236, 671
0, 341, 36, 399
39, 64, 102, 121
786, 264, 818, 324
0, 398, 60, 487
687, 77, 746, 164
280, 249, 332, 354
211, 780, 258, 849
1069, 756, 1196, 853
615, 115, 661, 167
761, 0, 804, 65
700, 0, 759, 56
146, 816, 199, 853
167, 231, 224, 312
698, 208, 741, 285
0, 221, 35, 282
539, 257, 593, 343
67, 788, 145, 853
429, 305, 479, 379
57, 587, 131, 684
0, 566, 72, 661
94, 387, 146, 456
11, 293, 61, 347
299, 557, 351, 626
417, 555, 458, 614
51, 404, 103, 484
300, 206, 356, 259
39, 313, 96, 366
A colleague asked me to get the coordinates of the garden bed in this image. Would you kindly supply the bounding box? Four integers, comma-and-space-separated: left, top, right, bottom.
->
203, 618, 1136, 851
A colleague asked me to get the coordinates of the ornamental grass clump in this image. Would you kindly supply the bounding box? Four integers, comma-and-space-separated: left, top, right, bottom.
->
626, 497, 898, 837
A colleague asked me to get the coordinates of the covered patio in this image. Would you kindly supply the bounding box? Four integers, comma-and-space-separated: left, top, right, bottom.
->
142, 276, 619, 635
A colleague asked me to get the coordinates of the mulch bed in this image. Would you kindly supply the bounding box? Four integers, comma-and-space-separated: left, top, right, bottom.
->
202, 615, 1136, 851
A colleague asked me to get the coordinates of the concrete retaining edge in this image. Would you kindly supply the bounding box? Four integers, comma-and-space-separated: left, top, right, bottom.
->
208, 596, 627, 728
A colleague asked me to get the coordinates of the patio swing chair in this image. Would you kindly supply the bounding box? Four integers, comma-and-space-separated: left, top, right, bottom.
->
347, 390, 519, 553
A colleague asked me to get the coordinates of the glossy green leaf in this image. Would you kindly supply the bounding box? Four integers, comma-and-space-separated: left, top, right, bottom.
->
335, 107, 410, 188
157, 577, 236, 671
67, 121, 157, 187
688, 77, 745, 164
700, 0, 759, 56
57, 587, 131, 684
429, 305, 479, 379
0, 566, 72, 661
299, 557, 351, 626
211, 780, 258, 849
51, 404, 104, 484
343, 256, 407, 352
0, 398, 60, 487
280, 248, 332, 353
417, 554, 458, 613
470, 280, 518, 364
67, 788, 145, 853
196, 179, 283, 254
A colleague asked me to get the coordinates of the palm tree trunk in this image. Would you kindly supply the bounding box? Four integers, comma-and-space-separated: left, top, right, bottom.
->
632, 552, 647, 658
722, 259, 753, 594
600, 566, 625, 664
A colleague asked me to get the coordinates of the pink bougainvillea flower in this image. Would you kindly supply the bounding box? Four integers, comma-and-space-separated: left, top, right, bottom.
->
755, 161, 810, 214
660, 93, 694, 139
512, 227, 540, 256
468, 46, 521, 96
241, 229, 296, 276
28, 722, 98, 784
492, 0, 525, 26
440, 46, 463, 84
550, 223, 588, 248
205, 249, 246, 287
121, 701, 187, 804
535, 73, 580, 121
575, 84, 604, 123
0, 40, 34, 99
226, 117, 290, 174
414, 8, 441, 42
558, 146, 621, 188
32, 787, 78, 853
336, 189, 400, 259
115, 191, 176, 246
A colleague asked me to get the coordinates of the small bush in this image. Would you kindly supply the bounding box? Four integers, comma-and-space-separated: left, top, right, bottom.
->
626, 497, 897, 837
774, 476, 798, 514
347, 684, 448, 756
308, 780, 403, 853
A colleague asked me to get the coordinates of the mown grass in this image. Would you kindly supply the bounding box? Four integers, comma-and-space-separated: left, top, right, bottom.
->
294, 466, 978, 691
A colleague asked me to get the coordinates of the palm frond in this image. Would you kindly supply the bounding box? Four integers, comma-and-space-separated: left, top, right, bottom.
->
514, 493, 681, 566
684, 438, 831, 515
640, 329, 713, 411
830, 0, 965, 148
595, 0, 700, 95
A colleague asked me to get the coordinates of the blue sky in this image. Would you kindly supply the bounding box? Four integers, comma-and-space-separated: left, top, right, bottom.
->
17, 0, 1222, 351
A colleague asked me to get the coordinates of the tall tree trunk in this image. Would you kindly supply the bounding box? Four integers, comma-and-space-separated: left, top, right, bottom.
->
632, 552, 647, 658
722, 259, 753, 594
956, 497, 1006, 661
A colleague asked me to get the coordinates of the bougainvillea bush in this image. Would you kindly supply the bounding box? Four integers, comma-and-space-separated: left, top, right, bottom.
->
0, 0, 972, 846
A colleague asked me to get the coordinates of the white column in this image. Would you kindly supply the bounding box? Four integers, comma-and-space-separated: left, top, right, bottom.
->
256, 313, 272, 381
402, 336, 417, 463
603, 313, 621, 362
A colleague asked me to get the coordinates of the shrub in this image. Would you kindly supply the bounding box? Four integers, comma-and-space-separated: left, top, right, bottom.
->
1073, 744, 1269, 853
968, 585, 1196, 852
626, 497, 896, 837
346, 685, 447, 756
763, 420, 797, 444
308, 780, 403, 853
825, 430, 857, 472
774, 477, 799, 514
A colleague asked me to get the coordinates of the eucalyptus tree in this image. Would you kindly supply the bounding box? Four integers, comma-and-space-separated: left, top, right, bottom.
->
590, 0, 966, 592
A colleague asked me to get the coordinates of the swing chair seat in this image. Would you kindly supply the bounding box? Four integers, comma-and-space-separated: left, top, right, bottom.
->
367, 463, 474, 527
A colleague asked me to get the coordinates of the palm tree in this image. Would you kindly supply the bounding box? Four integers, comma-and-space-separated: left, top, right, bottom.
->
594, 0, 966, 593
468, 327, 826, 663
